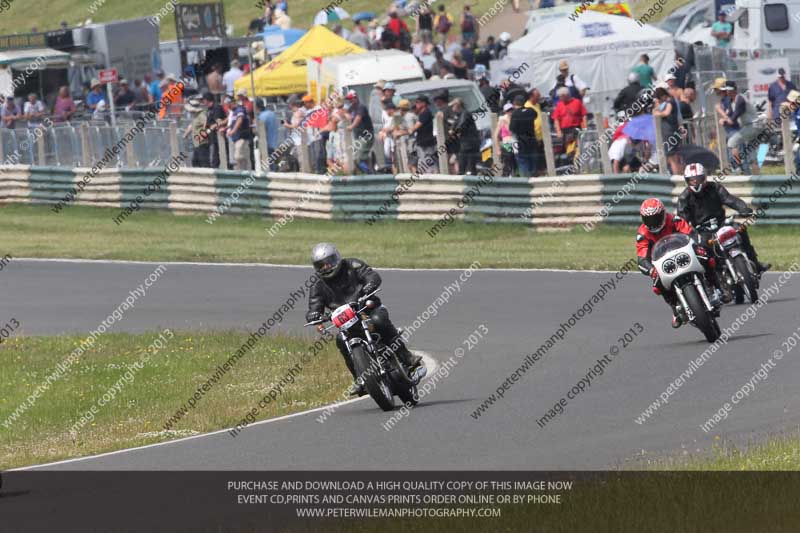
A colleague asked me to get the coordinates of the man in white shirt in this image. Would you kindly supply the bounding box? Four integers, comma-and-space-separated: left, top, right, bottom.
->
223, 59, 244, 95
23, 93, 46, 127
559, 60, 588, 98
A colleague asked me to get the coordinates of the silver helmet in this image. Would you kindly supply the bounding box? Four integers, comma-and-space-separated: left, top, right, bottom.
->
311, 243, 342, 279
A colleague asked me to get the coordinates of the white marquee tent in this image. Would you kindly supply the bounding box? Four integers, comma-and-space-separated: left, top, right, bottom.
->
490, 11, 675, 101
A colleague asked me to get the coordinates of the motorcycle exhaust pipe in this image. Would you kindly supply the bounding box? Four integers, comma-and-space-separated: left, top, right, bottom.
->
675, 286, 695, 322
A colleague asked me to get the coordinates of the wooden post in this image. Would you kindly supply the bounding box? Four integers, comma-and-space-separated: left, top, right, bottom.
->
80, 122, 92, 167
653, 114, 668, 174
597, 114, 612, 174
396, 136, 409, 173
36, 132, 46, 166
298, 128, 311, 173
0, 129, 5, 162
435, 111, 448, 174
780, 106, 794, 175
540, 111, 556, 177
216, 130, 228, 169
342, 118, 353, 174
489, 112, 500, 167
169, 122, 180, 160
126, 136, 136, 168
256, 118, 269, 174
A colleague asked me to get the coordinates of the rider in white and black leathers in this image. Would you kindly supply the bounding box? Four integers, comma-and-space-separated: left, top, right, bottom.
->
677, 163, 770, 273
306, 243, 422, 392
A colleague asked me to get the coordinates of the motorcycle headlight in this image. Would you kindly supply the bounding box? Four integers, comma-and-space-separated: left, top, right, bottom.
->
662, 259, 677, 274
676, 253, 691, 269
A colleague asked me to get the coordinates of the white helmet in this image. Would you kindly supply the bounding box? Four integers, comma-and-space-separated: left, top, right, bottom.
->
499, 32, 511, 44
684, 162, 707, 193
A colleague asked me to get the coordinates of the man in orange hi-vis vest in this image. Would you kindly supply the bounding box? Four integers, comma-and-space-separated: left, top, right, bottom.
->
158, 74, 184, 119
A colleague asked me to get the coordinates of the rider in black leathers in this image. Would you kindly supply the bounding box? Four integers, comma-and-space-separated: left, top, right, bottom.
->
677, 163, 770, 274
305, 243, 421, 393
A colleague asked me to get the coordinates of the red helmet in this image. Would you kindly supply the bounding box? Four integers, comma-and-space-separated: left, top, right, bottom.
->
640, 198, 666, 233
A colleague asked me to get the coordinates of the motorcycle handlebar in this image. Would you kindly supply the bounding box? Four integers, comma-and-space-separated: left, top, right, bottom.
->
302, 289, 382, 328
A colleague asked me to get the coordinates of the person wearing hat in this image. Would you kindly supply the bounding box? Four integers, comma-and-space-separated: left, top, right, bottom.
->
114, 79, 135, 110
720, 81, 759, 174
383, 82, 400, 107
344, 90, 374, 174
711, 10, 733, 48
449, 97, 480, 175
85, 79, 106, 112
223, 59, 244, 96
201, 92, 226, 168
378, 97, 399, 166
509, 94, 538, 177
1, 96, 21, 130
558, 60, 587, 99
767, 67, 797, 122
227, 88, 253, 171
183, 97, 210, 167
494, 101, 517, 176
632, 54, 656, 89
410, 95, 437, 173
159, 73, 184, 119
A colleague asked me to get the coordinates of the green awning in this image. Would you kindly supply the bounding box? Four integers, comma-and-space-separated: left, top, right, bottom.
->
0, 47, 70, 68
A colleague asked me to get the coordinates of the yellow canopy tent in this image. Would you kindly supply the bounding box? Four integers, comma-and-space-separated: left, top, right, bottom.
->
236, 25, 365, 97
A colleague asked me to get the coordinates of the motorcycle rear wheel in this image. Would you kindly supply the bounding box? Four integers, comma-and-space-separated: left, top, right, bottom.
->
351, 344, 395, 412
734, 255, 758, 304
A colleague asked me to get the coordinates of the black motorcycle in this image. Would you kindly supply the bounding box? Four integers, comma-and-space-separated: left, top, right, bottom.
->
699, 217, 759, 305
304, 289, 426, 411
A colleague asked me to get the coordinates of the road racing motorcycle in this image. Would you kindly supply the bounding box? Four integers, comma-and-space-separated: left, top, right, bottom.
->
652, 233, 722, 342
699, 217, 759, 305
305, 289, 426, 411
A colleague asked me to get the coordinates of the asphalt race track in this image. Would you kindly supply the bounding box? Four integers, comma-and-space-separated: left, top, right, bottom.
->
6, 259, 800, 470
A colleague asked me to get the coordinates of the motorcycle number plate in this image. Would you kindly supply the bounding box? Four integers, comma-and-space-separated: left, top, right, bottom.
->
331, 304, 358, 329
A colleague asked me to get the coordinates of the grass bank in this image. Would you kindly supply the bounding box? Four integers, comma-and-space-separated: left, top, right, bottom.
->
2, 203, 799, 270
0, 329, 348, 470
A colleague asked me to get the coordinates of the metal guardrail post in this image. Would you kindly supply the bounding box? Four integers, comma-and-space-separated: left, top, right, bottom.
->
36, 132, 46, 166
490, 112, 500, 166
780, 109, 794, 175
256, 118, 269, 174
597, 115, 612, 174
396, 136, 409, 173
435, 111, 448, 174
80, 123, 92, 167
711, 94, 730, 172
217, 130, 228, 169
540, 111, 556, 177
126, 136, 136, 168
653, 114, 668, 174
169, 122, 180, 160
342, 119, 353, 174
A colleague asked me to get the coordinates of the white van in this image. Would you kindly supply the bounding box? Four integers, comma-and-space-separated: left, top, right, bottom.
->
389, 79, 492, 133
306, 50, 424, 106
728, 0, 800, 50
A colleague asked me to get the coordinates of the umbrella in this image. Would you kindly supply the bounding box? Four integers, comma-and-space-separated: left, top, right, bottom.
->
352, 11, 376, 22
622, 114, 656, 145
674, 144, 721, 171
313, 7, 350, 25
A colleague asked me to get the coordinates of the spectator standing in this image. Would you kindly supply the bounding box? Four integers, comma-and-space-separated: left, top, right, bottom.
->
449, 97, 480, 175
23, 93, 46, 127
85, 79, 106, 111
1, 97, 21, 129
614, 72, 643, 116
349, 20, 370, 48
494, 102, 516, 176
721, 81, 760, 174
256, 99, 279, 170
183, 97, 210, 167
324, 94, 348, 169
206, 64, 225, 99
417, 5, 434, 44
460, 6, 478, 46
524, 88, 544, 173
434, 5, 453, 48
558, 60, 588, 98
227, 91, 252, 171
767, 68, 798, 122
632, 54, 656, 89
345, 90, 375, 173
451, 51, 468, 79
711, 11, 733, 48
159, 74, 184, 119
411, 95, 437, 173
52, 86, 76, 123
202, 92, 227, 168
394, 98, 417, 166
478, 75, 501, 113
114, 79, 136, 109
509, 95, 538, 177
149, 70, 164, 104
223, 59, 244, 96
652, 86, 680, 167
132, 80, 150, 109
551, 86, 588, 139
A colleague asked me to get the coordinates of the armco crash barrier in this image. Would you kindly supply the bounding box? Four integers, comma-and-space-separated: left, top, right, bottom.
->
0, 166, 798, 225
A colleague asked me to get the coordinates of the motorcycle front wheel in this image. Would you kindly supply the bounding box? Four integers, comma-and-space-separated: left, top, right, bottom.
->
351, 344, 395, 412
684, 284, 721, 342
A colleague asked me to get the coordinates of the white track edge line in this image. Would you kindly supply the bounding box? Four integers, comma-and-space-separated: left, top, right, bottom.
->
12, 351, 438, 471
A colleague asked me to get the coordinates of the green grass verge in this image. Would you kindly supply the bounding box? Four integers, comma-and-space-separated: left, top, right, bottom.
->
0, 329, 348, 470
2, 203, 800, 270
650, 432, 800, 470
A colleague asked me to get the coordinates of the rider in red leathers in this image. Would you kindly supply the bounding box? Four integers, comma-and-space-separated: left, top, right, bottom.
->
636, 198, 719, 328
